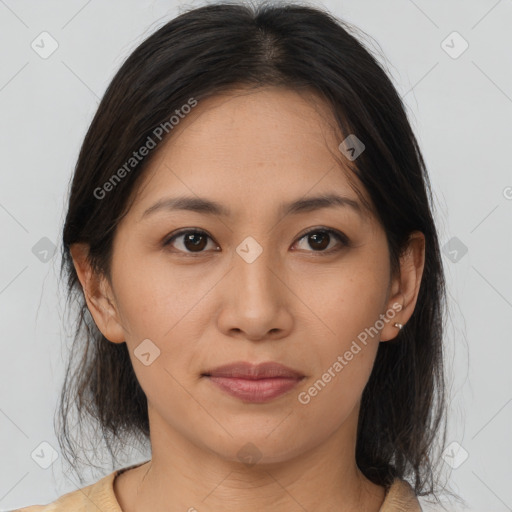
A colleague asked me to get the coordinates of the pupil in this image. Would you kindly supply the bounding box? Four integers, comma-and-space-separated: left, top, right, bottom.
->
185, 233, 206, 251
310, 232, 329, 250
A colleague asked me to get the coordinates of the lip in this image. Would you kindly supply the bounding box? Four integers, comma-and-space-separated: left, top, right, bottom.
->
202, 361, 305, 403
202, 361, 304, 379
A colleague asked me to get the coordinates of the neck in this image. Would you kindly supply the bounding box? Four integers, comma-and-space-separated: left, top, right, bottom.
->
114, 408, 385, 512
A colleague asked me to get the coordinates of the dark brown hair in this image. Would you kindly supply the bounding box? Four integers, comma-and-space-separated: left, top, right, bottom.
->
57, 1, 459, 508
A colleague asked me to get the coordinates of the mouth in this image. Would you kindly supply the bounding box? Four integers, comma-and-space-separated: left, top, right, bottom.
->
201, 361, 305, 403
202, 361, 304, 379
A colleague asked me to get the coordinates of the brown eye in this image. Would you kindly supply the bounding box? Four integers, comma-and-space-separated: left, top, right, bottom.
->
293, 228, 348, 253
163, 227, 349, 256
164, 230, 217, 253
307, 231, 330, 250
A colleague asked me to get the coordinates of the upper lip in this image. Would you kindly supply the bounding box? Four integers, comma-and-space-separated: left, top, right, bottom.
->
202, 361, 304, 380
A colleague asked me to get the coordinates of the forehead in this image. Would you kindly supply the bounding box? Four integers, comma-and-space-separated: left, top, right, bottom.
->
161, 86, 342, 165
128, 86, 373, 221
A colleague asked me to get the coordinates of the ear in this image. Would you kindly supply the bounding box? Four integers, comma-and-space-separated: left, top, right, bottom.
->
380, 231, 426, 342
69, 242, 125, 344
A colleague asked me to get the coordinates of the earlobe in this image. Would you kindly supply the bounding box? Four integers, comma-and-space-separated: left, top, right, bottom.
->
380, 231, 426, 342
380, 292, 405, 342
69, 243, 126, 344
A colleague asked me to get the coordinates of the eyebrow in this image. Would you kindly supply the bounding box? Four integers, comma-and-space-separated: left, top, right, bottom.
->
140, 193, 367, 220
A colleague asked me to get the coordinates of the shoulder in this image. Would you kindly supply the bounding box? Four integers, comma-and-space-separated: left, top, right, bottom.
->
380, 477, 423, 512
11, 469, 121, 512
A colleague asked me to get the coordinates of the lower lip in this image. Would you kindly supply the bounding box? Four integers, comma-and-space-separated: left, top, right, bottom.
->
205, 376, 302, 403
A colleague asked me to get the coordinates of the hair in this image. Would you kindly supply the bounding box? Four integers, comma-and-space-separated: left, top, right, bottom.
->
57, 0, 460, 507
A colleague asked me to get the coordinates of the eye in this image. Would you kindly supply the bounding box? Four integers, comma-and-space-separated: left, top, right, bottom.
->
163, 227, 349, 255
163, 229, 218, 254
292, 227, 349, 254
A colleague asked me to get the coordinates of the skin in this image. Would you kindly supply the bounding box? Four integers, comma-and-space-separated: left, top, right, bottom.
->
71, 86, 425, 512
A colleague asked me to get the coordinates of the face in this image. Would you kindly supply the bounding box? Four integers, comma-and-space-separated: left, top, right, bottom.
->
73, 86, 423, 467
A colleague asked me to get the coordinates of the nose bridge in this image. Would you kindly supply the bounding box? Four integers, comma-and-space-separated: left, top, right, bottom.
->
233, 235, 280, 302
215, 231, 294, 340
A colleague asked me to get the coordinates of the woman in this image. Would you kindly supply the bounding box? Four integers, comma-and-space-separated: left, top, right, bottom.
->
16, 1, 457, 510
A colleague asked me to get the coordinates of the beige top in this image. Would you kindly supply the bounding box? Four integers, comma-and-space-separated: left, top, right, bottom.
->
14, 461, 422, 511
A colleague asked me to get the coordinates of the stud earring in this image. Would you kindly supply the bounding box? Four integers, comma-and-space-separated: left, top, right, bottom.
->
393, 322, 404, 330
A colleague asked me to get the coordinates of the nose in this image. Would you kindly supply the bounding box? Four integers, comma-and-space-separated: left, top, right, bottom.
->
216, 246, 294, 341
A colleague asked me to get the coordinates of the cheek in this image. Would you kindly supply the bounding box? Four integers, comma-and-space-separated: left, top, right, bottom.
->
112, 252, 212, 340
110, 254, 214, 384
296, 302, 382, 436
292, 326, 379, 450
111, 267, 205, 402
295, 260, 388, 401
296, 260, 389, 343
305, 294, 382, 406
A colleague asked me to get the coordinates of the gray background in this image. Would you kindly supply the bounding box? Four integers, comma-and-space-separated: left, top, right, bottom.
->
0, 0, 511, 510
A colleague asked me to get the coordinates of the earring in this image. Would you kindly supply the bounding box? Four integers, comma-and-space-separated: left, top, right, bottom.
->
393, 322, 404, 330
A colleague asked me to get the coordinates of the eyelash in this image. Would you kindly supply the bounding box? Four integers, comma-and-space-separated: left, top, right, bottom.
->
162, 227, 350, 256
